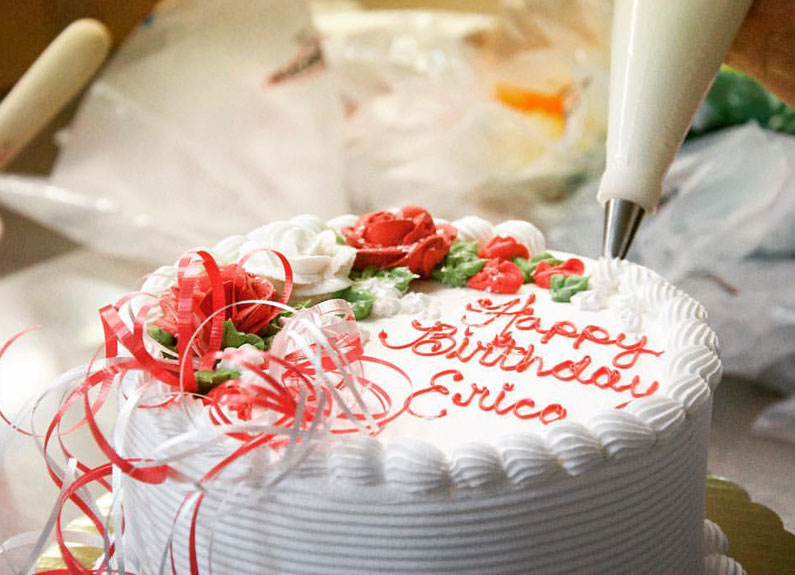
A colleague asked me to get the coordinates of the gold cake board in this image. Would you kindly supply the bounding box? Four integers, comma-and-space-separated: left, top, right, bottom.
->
35, 476, 795, 574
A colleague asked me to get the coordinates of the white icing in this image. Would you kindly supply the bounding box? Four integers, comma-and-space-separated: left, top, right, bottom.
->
123, 225, 729, 575
237, 216, 356, 297
493, 220, 546, 255
703, 519, 730, 555
326, 213, 358, 233
449, 443, 504, 488
704, 555, 747, 575
571, 287, 609, 311
451, 216, 494, 248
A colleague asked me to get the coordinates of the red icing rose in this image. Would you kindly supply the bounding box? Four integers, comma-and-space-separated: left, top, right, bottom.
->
478, 236, 530, 260
156, 264, 280, 336
343, 206, 456, 277
467, 260, 524, 294
532, 258, 585, 289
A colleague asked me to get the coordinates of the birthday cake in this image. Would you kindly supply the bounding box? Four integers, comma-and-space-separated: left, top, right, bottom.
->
106, 207, 744, 574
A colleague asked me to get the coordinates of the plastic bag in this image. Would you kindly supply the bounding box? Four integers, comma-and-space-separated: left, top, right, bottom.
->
15, 0, 346, 264
321, 1, 611, 221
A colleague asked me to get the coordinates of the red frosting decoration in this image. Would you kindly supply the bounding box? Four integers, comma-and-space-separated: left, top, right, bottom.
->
478, 236, 530, 260
532, 258, 585, 288
155, 263, 282, 338
343, 206, 457, 277
467, 259, 524, 294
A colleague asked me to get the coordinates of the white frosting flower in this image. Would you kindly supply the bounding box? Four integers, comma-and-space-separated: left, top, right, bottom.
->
326, 214, 358, 233
571, 288, 609, 312
359, 278, 403, 319
493, 220, 546, 256
452, 216, 494, 248
400, 292, 431, 315
609, 294, 644, 333
227, 215, 356, 298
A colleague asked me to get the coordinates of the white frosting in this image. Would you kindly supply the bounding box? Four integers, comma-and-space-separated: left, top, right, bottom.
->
214, 215, 356, 298
122, 230, 730, 575
451, 216, 495, 248
493, 220, 546, 255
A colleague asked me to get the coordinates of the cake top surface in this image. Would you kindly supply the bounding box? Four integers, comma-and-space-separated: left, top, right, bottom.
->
125, 206, 720, 482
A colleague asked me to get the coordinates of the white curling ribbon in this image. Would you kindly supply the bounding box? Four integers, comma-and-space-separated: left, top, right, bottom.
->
609, 294, 644, 332
493, 220, 546, 256
239, 215, 356, 297
141, 265, 179, 294
451, 216, 494, 248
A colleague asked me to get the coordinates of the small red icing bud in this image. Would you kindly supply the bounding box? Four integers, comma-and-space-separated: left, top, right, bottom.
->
478, 236, 530, 260
532, 258, 585, 289
467, 260, 524, 294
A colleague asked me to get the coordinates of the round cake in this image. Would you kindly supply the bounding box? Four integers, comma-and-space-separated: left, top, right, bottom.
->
116, 207, 744, 575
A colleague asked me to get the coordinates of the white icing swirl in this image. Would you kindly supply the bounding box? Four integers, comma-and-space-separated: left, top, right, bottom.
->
664, 344, 723, 390
619, 264, 656, 294
546, 422, 604, 476
449, 443, 504, 489
592, 257, 625, 291
638, 280, 681, 311
237, 216, 356, 297
660, 294, 708, 325
493, 220, 546, 256
668, 373, 712, 413
588, 411, 655, 459
704, 554, 747, 575
358, 278, 403, 319
499, 433, 560, 486
451, 216, 494, 248
328, 438, 383, 485
570, 288, 609, 311
383, 438, 449, 493
703, 519, 729, 555
625, 397, 685, 440
668, 319, 720, 354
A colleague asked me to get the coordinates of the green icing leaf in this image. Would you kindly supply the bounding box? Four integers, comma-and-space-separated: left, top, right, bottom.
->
339, 285, 376, 320
222, 320, 265, 351
335, 231, 347, 245
350, 266, 417, 294
513, 253, 563, 283
147, 326, 177, 352
432, 241, 486, 288
549, 274, 590, 303
195, 368, 241, 395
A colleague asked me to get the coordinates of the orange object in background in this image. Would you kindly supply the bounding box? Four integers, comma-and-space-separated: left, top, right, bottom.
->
494, 81, 567, 118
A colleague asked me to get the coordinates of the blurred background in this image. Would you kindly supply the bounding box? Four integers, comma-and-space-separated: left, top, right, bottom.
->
0, 0, 793, 571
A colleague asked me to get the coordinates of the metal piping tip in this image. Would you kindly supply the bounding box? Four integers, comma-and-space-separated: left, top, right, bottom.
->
602, 198, 645, 259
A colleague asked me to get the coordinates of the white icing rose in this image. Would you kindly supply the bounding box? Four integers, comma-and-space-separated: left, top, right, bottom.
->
452, 216, 494, 248
326, 214, 358, 233
493, 220, 546, 256
232, 215, 356, 298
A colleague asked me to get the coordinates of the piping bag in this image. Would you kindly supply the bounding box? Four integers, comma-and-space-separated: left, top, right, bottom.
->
599, 0, 753, 258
